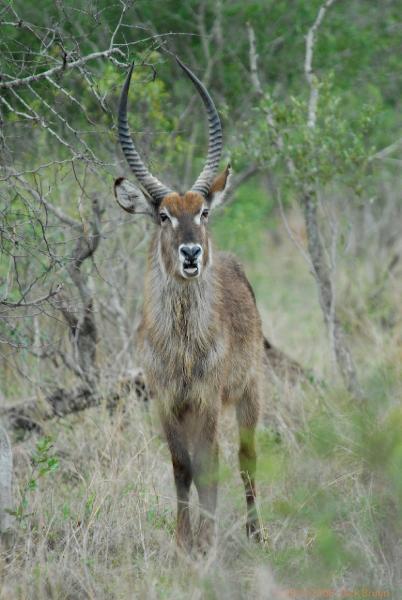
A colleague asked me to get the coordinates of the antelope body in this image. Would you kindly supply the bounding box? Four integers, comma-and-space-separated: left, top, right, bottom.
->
114, 58, 264, 552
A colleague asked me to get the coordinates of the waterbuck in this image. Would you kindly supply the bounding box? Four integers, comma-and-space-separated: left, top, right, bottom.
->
114, 58, 264, 553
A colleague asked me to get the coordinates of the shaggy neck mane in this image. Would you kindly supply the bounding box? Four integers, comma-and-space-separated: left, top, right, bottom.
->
144, 240, 219, 349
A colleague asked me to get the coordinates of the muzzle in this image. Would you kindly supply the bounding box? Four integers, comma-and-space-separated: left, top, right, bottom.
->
179, 243, 203, 278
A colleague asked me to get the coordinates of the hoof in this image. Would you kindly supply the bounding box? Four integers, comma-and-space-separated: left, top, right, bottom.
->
175, 532, 193, 556
195, 520, 215, 558
246, 520, 263, 543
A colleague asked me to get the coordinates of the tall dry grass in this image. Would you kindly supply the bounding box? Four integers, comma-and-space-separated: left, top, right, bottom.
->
1, 195, 401, 599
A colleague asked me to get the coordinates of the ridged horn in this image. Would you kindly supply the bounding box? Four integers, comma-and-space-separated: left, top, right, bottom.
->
176, 57, 223, 198
118, 63, 172, 205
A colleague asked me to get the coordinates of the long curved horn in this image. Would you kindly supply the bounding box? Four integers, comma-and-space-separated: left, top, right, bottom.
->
118, 63, 172, 205
176, 57, 223, 198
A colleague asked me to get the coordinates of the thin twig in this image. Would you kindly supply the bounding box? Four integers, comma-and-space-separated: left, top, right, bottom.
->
1, 284, 62, 307
0, 47, 125, 89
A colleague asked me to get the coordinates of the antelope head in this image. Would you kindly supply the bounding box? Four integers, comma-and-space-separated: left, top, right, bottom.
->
114, 58, 231, 281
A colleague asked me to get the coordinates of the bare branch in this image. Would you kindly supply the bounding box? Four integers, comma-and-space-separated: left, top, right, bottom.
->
371, 137, 402, 160
1, 284, 62, 308
247, 23, 263, 97
27, 84, 98, 161
0, 47, 126, 90
0, 94, 35, 121
9, 88, 76, 152
305, 0, 338, 128
246, 23, 296, 177
4, 170, 81, 228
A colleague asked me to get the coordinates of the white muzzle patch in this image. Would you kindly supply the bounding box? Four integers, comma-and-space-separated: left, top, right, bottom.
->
179, 243, 203, 279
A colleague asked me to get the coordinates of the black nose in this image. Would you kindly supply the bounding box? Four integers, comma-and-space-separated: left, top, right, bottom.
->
180, 244, 202, 261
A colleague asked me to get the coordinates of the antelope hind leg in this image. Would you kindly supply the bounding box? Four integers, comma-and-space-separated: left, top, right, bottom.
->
236, 385, 262, 541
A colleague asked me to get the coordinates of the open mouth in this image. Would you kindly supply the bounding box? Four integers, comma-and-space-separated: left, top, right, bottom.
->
182, 262, 199, 277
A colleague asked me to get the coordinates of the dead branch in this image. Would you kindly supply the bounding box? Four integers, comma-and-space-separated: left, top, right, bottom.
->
305, 0, 337, 128
246, 23, 295, 176
57, 197, 103, 383
0, 336, 313, 435
1, 284, 62, 308
0, 371, 148, 433
0, 48, 126, 90
371, 137, 402, 161
247, 22, 263, 97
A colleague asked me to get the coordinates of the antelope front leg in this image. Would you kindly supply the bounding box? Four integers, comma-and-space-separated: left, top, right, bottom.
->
162, 418, 193, 552
193, 411, 219, 554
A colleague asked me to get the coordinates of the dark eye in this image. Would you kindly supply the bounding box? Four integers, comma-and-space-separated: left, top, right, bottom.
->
159, 212, 170, 223
201, 209, 209, 219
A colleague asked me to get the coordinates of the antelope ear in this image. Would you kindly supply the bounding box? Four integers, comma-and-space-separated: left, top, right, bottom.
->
207, 164, 232, 209
114, 177, 155, 216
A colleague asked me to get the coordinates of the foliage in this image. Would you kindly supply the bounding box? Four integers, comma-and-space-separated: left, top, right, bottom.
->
7, 436, 59, 526
244, 76, 377, 193
211, 181, 275, 262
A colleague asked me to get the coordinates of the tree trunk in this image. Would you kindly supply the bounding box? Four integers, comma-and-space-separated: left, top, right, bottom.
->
302, 192, 360, 396
0, 424, 13, 534
56, 197, 103, 386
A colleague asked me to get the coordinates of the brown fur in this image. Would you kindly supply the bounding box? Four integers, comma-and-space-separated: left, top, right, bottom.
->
161, 192, 204, 216
130, 169, 264, 553
209, 164, 231, 195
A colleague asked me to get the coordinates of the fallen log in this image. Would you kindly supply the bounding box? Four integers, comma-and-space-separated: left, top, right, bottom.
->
1, 340, 310, 434
0, 371, 148, 433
